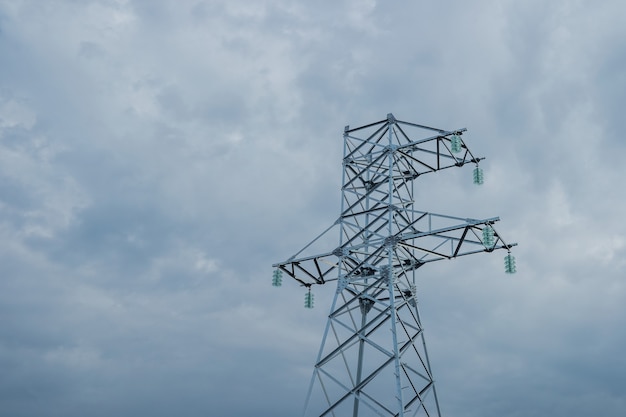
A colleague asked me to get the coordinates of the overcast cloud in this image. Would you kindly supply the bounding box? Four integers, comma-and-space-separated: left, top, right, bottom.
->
1, 0, 625, 416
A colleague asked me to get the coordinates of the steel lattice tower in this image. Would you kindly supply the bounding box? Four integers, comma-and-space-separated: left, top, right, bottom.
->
273, 113, 517, 417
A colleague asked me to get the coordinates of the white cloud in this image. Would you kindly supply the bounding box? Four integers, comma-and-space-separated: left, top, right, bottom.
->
0, 98, 36, 129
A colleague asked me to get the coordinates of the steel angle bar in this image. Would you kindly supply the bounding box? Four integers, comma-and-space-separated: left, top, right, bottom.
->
400, 241, 461, 262
403, 388, 434, 417
404, 137, 482, 162
452, 226, 471, 257
489, 226, 517, 251
273, 221, 339, 266
340, 205, 389, 220
400, 217, 501, 241
364, 127, 392, 156
344, 124, 389, 161
275, 264, 314, 286
331, 310, 363, 336
350, 356, 398, 398
316, 370, 338, 417
402, 362, 433, 384
341, 178, 389, 201
397, 328, 429, 357
396, 149, 438, 173
393, 154, 421, 175
276, 249, 335, 266
393, 129, 462, 150
340, 255, 364, 271
341, 190, 392, 220
399, 237, 452, 256
292, 261, 328, 285
345, 151, 389, 169
337, 293, 363, 332
465, 224, 517, 252
316, 368, 387, 417
331, 279, 387, 316
444, 244, 516, 262
332, 308, 362, 336
275, 255, 339, 286
346, 146, 389, 167
402, 383, 434, 415
394, 311, 422, 336
361, 332, 397, 359
329, 321, 357, 384
330, 306, 384, 336
399, 378, 421, 416
328, 296, 391, 334
342, 152, 388, 189
339, 244, 388, 273
392, 211, 422, 230
395, 119, 460, 134
407, 146, 481, 169
323, 334, 428, 414
319, 310, 393, 369
392, 215, 427, 237
344, 118, 388, 134
401, 353, 433, 391
341, 201, 390, 227
394, 320, 424, 339
341, 238, 388, 256
417, 211, 489, 223
359, 390, 396, 417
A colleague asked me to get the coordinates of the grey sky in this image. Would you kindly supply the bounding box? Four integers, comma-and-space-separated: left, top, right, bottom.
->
0, 0, 625, 416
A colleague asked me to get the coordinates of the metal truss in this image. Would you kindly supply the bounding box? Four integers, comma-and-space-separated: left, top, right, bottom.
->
273, 113, 516, 417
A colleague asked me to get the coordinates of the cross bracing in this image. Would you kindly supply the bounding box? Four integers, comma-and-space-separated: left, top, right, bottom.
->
273, 113, 516, 417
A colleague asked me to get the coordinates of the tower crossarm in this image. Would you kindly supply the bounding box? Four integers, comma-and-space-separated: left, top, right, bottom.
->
272, 215, 516, 287
394, 217, 517, 265
343, 116, 482, 183
392, 125, 482, 175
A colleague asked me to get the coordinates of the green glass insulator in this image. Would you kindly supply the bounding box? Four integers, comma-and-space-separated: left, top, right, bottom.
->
304, 291, 314, 309
272, 269, 283, 287
482, 226, 495, 248
473, 166, 484, 185
450, 135, 462, 153
504, 254, 517, 274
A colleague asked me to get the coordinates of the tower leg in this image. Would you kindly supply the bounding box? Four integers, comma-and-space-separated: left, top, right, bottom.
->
353, 298, 375, 417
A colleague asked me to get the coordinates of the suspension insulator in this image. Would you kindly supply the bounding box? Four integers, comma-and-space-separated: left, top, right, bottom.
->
304, 289, 315, 309
272, 269, 283, 287
504, 253, 517, 274
473, 166, 484, 185
482, 225, 495, 248
450, 135, 462, 153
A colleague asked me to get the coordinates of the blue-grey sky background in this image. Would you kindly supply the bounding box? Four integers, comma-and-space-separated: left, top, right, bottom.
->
1, 1, 625, 416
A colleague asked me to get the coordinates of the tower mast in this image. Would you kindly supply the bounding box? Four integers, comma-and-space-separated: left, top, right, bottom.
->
273, 113, 516, 417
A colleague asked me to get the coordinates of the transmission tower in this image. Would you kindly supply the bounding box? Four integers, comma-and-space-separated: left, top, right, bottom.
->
272, 113, 516, 417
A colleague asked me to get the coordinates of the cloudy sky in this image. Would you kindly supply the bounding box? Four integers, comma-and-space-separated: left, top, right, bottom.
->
1, 0, 625, 416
